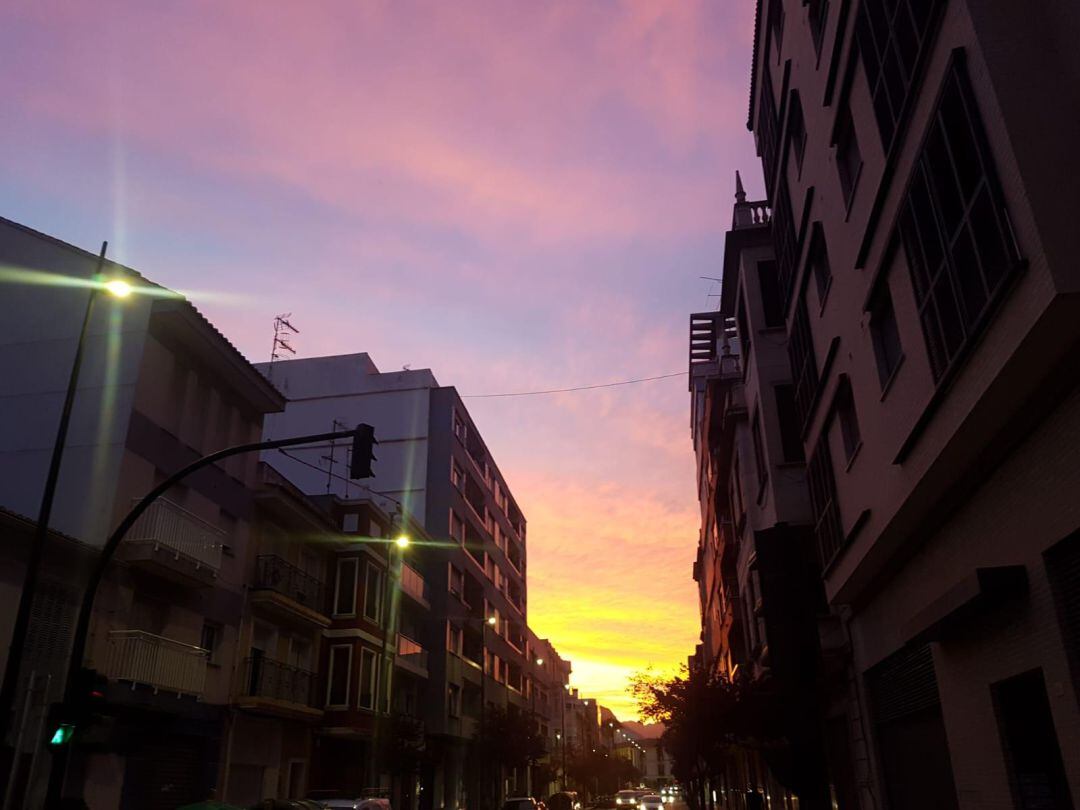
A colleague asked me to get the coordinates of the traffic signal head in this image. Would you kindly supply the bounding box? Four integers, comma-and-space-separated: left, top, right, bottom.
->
350, 423, 378, 479
48, 724, 75, 747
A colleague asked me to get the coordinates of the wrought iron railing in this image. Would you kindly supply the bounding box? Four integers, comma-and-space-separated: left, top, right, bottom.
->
241, 656, 316, 706
126, 498, 224, 573
254, 555, 325, 612
106, 630, 208, 696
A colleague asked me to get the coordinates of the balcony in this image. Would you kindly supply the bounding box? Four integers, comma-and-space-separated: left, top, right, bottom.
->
235, 656, 323, 721
250, 555, 330, 628
105, 630, 208, 697
400, 563, 430, 608
396, 634, 429, 678
121, 498, 224, 586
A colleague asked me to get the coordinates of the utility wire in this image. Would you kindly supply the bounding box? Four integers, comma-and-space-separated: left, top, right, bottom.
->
277, 448, 405, 510
462, 370, 687, 399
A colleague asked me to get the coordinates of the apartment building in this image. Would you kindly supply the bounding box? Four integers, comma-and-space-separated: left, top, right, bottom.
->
526, 631, 572, 797
688, 181, 830, 808
222, 462, 341, 805
736, 1, 1080, 808
0, 217, 286, 807
254, 353, 531, 810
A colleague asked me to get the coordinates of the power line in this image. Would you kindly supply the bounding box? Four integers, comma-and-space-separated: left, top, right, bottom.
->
461, 371, 687, 399
277, 448, 405, 510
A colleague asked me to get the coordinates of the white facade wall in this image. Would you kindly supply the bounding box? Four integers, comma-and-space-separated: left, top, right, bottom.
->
255, 354, 438, 524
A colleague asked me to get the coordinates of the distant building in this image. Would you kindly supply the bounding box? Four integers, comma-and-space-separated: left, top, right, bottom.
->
254, 354, 531, 810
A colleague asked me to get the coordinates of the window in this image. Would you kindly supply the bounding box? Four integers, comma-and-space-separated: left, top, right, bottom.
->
758, 64, 781, 190
898, 62, 1021, 381
836, 105, 862, 208
773, 177, 800, 303
326, 644, 352, 707
870, 286, 903, 386
333, 558, 358, 617
736, 295, 752, 359
448, 683, 462, 718
363, 563, 383, 624
757, 260, 784, 328
751, 409, 769, 492
767, 0, 784, 59
857, 0, 943, 151
451, 460, 464, 491
449, 510, 465, 545
788, 298, 819, 426
809, 0, 829, 55
835, 378, 862, 462
453, 411, 466, 442
447, 623, 463, 656
730, 455, 746, 530
774, 384, 805, 462
807, 438, 843, 567
448, 564, 465, 598
808, 223, 832, 302
358, 648, 377, 710
200, 622, 221, 665
993, 669, 1074, 809
787, 94, 807, 176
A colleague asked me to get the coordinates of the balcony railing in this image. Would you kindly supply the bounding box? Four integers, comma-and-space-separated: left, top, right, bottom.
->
105, 630, 208, 697
126, 498, 224, 573
400, 563, 430, 604
254, 555, 325, 612
397, 634, 429, 671
241, 656, 315, 706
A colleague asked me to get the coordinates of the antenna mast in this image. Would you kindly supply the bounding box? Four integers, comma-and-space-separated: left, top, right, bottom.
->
269, 314, 299, 378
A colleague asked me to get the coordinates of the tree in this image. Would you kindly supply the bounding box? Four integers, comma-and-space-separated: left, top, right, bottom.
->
630, 667, 788, 810
471, 706, 548, 807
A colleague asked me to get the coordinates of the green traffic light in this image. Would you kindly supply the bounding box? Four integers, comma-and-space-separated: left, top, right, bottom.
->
49, 724, 75, 746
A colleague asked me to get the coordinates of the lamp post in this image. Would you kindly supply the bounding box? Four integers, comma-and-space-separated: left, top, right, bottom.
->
479, 613, 497, 810
42, 424, 369, 807
370, 532, 411, 793
0, 244, 129, 744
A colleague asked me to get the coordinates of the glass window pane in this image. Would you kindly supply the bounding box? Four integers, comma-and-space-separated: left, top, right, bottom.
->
926, 122, 964, 237
950, 224, 988, 325
911, 169, 945, 279
970, 189, 1012, 291
940, 79, 982, 200
933, 272, 966, 361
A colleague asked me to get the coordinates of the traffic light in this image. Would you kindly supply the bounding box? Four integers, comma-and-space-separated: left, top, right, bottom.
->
47, 669, 108, 750
350, 423, 377, 479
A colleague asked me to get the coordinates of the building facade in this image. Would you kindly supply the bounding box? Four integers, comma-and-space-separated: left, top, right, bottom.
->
0, 216, 287, 808
254, 354, 533, 810
712, 1, 1080, 808
689, 178, 831, 808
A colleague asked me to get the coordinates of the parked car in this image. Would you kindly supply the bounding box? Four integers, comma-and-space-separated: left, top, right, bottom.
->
318, 800, 392, 810
593, 796, 616, 809
502, 798, 538, 810
548, 791, 581, 810
639, 796, 662, 810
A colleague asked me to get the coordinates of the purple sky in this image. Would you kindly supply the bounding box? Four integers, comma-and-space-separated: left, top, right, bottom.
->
1, 0, 763, 718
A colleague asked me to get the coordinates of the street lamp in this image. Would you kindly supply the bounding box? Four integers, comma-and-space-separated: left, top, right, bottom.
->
0, 243, 135, 740
372, 527, 412, 787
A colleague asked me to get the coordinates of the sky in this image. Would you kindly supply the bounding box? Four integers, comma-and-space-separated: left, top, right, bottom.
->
0, 0, 762, 719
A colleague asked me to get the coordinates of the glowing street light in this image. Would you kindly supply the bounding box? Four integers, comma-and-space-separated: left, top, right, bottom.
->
103, 278, 132, 298
394, 535, 411, 549
536, 657, 544, 666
